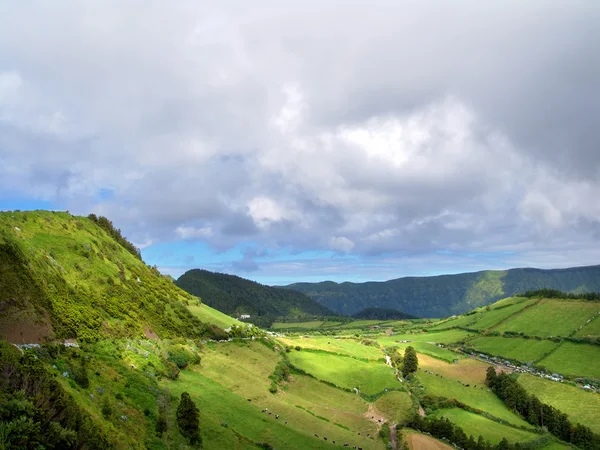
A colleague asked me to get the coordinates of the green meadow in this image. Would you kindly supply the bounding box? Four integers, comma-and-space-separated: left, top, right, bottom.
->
518, 374, 600, 434
288, 350, 400, 395
468, 336, 559, 362
537, 342, 600, 378
279, 336, 384, 360
417, 370, 533, 428
496, 299, 599, 337
433, 409, 540, 444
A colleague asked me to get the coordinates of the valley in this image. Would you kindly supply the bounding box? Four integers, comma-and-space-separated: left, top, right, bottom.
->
1, 211, 599, 449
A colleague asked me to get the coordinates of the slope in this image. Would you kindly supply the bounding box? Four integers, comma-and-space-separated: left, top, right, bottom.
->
284, 265, 600, 317
176, 269, 335, 327
0, 210, 231, 341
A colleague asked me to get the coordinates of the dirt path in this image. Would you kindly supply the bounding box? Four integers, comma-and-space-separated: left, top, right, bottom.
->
389, 422, 397, 449
418, 405, 425, 417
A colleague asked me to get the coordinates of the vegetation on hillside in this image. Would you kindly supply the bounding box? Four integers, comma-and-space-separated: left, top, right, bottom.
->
486, 368, 600, 449
352, 307, 418, 320
0, 210, 225, 341
176, 269, 335, 327
285, 265, 600, 317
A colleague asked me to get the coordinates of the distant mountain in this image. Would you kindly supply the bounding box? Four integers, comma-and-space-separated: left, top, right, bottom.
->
351, 307, 418, 320
283, 265, 600, 318
176, 269, 336, 327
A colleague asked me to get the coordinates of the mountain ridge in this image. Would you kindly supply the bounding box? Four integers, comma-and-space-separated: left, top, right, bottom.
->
283, 264, 600, 318
175, 269, 336, 327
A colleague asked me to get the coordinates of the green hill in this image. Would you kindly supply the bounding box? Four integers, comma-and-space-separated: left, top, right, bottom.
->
0, 210, 233, 342
284, 265, 600, 317
351, 307, 418, 320
176, 269, 336, 327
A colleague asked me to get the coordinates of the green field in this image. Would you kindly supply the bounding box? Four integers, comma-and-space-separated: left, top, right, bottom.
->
379, 329, 475, 344
187, 304, 241, 329
271, 321, 325, 329
469, 336, 558, 362
381, 340, 462, 363
574, 314, 600, 338
537, 342, 600, 379
417, 370, 532, 428
288, 350, 399, 395
518, 374, 600, 433
373, 391, 414, 424
496, 299, 599, 337
469, 299, 537, 330
279, 336, 384, 360
417, 354, 491, 385
169, 341, 384, 449
434, 409, 540, 444
429, 313, 480, 330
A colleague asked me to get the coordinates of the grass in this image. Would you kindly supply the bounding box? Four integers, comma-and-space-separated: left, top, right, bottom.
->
495, 299, 599, 337
287, 350, 399, 395
165, 340, 384, 449
403, 429, 454, 450
469, 299, 537, 330
574, 313, 600, 338
468, 336, 559, 362
278, 336, 384, 360
417, 353, 491, 385
373, 390, 413, 424
433, 408, 540, 444
187, 303, 241, 329
271, 321, 324, 329
537, 342, 600, 379
376, 339, 462, 363
417, 370, 532, 428
518, 374, 600, 434
379, 329, 475, 344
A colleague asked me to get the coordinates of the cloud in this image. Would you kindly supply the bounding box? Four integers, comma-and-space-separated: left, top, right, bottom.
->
0, 1, 598, 281
329, 236, 355, 253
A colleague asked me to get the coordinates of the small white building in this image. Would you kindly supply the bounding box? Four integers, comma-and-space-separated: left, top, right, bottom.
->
239, 314, 251, 320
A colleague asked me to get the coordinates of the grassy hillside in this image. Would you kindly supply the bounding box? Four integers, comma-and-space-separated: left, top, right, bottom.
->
284, 265, 600, 317
0, 210, 232, 341
176, 269, 335, 327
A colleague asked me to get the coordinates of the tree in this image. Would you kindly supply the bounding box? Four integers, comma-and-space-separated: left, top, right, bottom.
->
176, 392, 201, 446
402, 346, 418, 377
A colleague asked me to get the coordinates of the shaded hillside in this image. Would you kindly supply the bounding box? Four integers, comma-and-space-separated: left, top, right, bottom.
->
284, 265, 600, 317
176, 269, 335, 326
0, 210, 221, 341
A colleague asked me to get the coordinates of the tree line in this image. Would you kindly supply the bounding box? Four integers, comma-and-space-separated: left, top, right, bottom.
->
486, 368, 600, 449
88, 213, 142, 260
520, 289, 600, 301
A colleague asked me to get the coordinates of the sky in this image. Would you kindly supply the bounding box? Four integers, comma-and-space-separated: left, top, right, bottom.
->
1, 1, 599, 285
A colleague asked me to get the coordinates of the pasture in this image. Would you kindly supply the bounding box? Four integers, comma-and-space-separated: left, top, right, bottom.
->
167, 341, 384, 449
469, 299, 537, 330
468, 336, 558, 362
379, 329, 475, 344
495, 299, 599, 337
433, 409, 540, 444
271, 321, 325, 329
287, 350, 399, 395
537, 342, 600, 379
417, 353, 491, 385
417, 370, 532, 428
518, 374, 600, 434
403, 429, 454, 450
187, 303, 241, 329
373, 391, 414, 424
278, 336, 384, 360
574, 314, 600, 338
